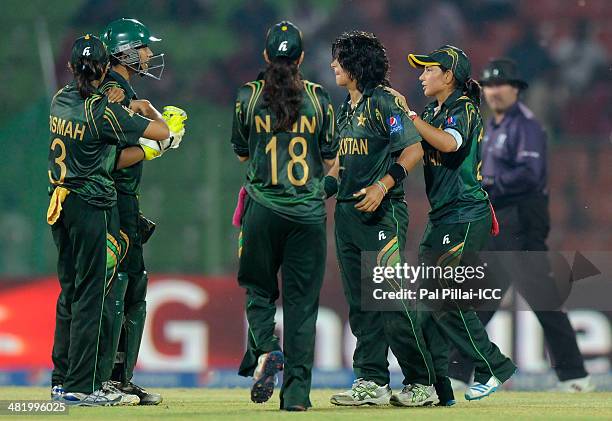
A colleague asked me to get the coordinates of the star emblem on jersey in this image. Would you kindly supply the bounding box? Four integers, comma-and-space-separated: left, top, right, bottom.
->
356, 113, 366, 127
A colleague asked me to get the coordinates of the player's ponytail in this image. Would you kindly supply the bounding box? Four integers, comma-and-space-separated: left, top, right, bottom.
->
463, 78, 482, 107
262, 57, 303, 132
72, 58, 107, 99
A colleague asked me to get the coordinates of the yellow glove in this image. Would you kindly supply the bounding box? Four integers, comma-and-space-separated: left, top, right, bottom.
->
162, 105, 188, 133
139, 137, 172, 160
162, 106, 187, 149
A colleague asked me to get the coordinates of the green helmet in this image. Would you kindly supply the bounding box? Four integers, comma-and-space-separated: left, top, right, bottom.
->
100, 18, 164, 80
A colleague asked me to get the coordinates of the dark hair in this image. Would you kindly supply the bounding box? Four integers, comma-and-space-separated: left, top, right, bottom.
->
442, 63, 481, 106
463, 78, 481, 106
72, 58, 107, 99
332, 31, 390, 92
262, 57, 303, 132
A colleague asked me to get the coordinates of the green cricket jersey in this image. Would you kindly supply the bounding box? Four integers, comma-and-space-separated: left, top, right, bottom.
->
420, 88, 489, 224
231, 79, 338, 224
48, 82, 150, 208
99, 70, 142, 196
336, 85, 421, 201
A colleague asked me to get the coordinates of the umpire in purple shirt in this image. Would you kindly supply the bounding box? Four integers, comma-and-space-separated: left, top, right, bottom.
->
448, 58, 593, 392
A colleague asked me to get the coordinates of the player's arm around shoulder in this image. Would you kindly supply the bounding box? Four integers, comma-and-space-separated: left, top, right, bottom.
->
99, 77, 126, 104
374, 86, 423, 152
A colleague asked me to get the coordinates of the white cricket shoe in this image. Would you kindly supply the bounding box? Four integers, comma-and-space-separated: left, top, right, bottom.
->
390, 383, 439, 407
61, 387, 138, 407
60, 382, 140, 406
465, 376, 501, 400
557, 375, 595, 393
330, 378, 392, 406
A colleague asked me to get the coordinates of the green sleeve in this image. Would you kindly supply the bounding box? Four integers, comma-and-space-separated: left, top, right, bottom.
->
99, 81, 131, 108
317, 87, 339, 160
443, 99, 477, 150
379, 89, 421, 152
99, 80, 122, 94
101, 102, 150, 147
230, 86, 250, 157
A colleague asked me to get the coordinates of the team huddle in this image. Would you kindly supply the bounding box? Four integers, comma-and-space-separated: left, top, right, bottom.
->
231, 21, 516, 412
48, 16, 584, 411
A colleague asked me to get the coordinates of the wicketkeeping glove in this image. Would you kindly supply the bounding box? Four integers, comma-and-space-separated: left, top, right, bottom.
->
138, 136, 172, 160
138, 105, 188, 160
162, 105, 188, 149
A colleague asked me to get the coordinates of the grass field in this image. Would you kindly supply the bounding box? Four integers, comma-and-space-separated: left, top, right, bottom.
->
0, 388, 611, 420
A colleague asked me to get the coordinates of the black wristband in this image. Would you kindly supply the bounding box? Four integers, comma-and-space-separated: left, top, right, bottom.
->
323, 175, 339, 199
388, 162, 407, 185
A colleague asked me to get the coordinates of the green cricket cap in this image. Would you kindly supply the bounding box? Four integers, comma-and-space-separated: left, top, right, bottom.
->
408, 44, 471, 84
265, 21, 303, 61
70, 34, 109, 67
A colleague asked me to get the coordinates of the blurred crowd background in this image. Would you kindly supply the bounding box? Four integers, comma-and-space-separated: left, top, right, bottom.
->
1, 0, 610, 277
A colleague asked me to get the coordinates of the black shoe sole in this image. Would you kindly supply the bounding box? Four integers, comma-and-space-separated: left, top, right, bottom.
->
251, 351, 284, 404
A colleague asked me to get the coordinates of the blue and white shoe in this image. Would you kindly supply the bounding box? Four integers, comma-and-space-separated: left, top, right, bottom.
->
251, 350, 284, 403
59, 392, 90, 406
60, 385, 139, 406
51, 385, 65, 400
465, 376, 501, 401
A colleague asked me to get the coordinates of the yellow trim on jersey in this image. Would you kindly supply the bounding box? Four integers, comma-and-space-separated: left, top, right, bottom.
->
303, 84, 317, 121
245, 81, 265, 126
326, 103, 335, 143
84, 95, 102, 137
103, 115, 121, 142
303, 81, 323, 124
104, 107, 126, 140
244, 82, 257, 126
